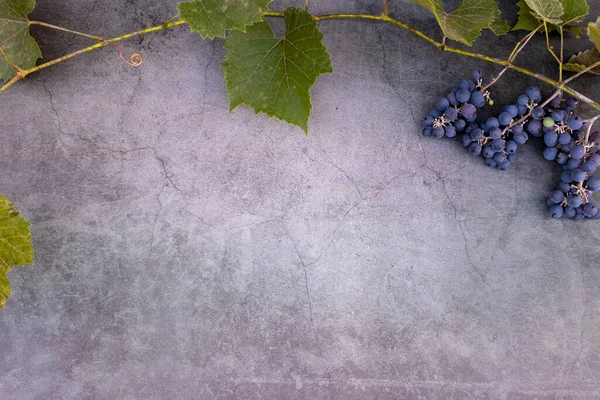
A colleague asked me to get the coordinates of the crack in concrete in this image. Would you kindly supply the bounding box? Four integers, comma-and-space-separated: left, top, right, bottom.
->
41, 79, 183, 194
281, 222, 333, 391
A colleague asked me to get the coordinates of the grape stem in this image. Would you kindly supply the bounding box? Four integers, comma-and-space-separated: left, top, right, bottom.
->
482, 25, 541, 91
29, 21, 105, 41
0, 44, 23, 72
583, 115, 600, 147
544, 21, 562, 70
1, 10, 600, 114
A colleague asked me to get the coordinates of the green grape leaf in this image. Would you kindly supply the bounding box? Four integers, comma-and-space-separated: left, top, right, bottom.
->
523, 0, 563, 24
0, 195, 34, 310
559, 0, 589, 25
490, 18, 510, 36
0, 0, 42, 82
409, 0, 503, 46
222, 7, 332, 133
178, 0, 271, 39
589, 17, 600, 52
564, 49, 600, 74
514, 0, 541, 31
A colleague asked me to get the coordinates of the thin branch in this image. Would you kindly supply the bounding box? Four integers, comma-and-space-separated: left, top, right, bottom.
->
483, 25, 541, 91
1, 19, 187, 94
383, 0, 388, 16
584, 115, 600, 146
305, 0, 309, 12
0, 44, 22, 72
544, 21, 562, 66
2, 12, 600, 114
562, 60, 600, 85
559, 26, 564, 82
29, 21, 105, 41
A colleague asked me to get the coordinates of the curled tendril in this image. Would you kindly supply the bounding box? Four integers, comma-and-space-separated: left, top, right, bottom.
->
114, 43, 143, 67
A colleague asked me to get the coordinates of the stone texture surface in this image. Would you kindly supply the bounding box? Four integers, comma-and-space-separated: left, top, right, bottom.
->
2, 0, 600, 398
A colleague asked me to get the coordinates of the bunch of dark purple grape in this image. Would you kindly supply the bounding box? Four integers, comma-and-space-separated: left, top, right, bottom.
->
423, 70, 539, 170
533, 91, 600, 219
422, 71, 600, 220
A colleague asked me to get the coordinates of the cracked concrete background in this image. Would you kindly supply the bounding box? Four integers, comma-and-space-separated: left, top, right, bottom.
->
2, 0, 600, 398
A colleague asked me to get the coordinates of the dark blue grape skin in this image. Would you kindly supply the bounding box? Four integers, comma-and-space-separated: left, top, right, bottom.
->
566, 97, 579, 109
551, 110, 565, 122
486, 117, 500, 130
543, 146, 558, 161
489, 128, 503, 140
517, 94, 529, 106
456, 89, 471, 103
558, 182, 571, 193
470, 91, 485, 107
556, 152, 569, 165
570, 145, 585, 160
526, 86, 541, 101
457, 80, 471, 90
469, 142, 482, 156
504, 105, 519, 118
472, 70, 482, 80
589, 153, 600, 166
423, 127, 433, 137
590, 132, 600, 144
511, 125, 523, 134
461, 103, 477, 118
436, 98, 450, 111
433, 127, 445, 139
531, 107, 545, 120
430, 108, 443, 118
444, 108, 458, 121
557, 133, 571, 145
549, 90, 562, 107
454, 119, 467, 131
468, 80, 476, 92
583, 203, 599, 218
574, 212, 585, 221
423, 116, 434, 127
544, 131, 558, 147
564, 207, 577, 218
587, 176, 600, 191
447, 92, 458, 106
497, 161, 512, 170
505, 140, 518, 154
572, 169, 586, 182
445, 126, 457, 138
526, 119, 543, 136
561, 171, 573, 183
567, 195, 583, 208
549, 190, 564, 203
491, 139, 506, 152
517, 105, 528, 116
494, 152, 507, 163
470, 129, 483, 140
512, 132, 528, 145
565, 158, 582, 170
568, 116, 583, 130
582, 161, 597, 173
485, 158, 497, 168
461, 134, 473, 147
498, 112, 513, 126
549, 204, 564, 218
482, 146, 495, 158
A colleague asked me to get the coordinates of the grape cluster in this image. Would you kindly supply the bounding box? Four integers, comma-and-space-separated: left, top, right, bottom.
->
423, 71, 540, 170
422, 70, 600, 220
533, 91, 600, 219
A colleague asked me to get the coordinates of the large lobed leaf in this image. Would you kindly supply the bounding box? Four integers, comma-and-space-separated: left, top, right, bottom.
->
178, 0, 271, 39
589, 17, 600, 51
564, 49, 600, 74
514, 0, 589, 31
0, 195, 34, 310
410, 0, 504, 46
222, 7, 332, 133
0, 0, 42, 82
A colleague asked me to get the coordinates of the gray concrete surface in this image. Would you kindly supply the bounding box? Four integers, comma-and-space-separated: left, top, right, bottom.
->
2, 0, 600, 398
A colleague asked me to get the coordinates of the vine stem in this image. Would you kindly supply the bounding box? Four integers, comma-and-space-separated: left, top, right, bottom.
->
2, 11, 600, 113
0, 19, 187, 94
0, 44, 22, 72
482, 24, 541, 91
29, 21, 105, 41
584, 115, 600, 146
